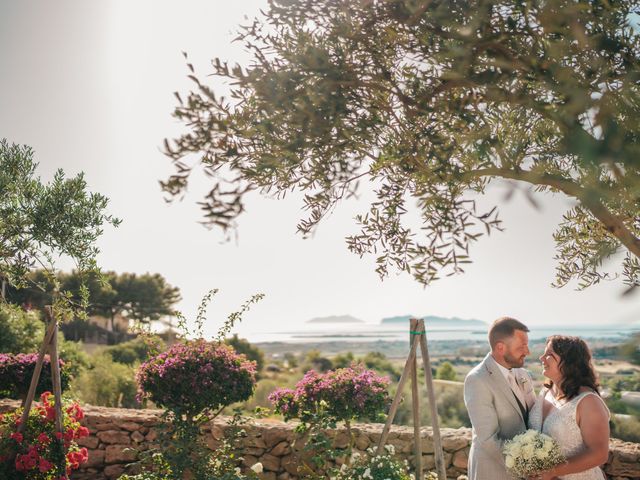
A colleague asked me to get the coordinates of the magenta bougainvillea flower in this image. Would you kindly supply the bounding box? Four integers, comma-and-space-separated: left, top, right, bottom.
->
136, 339, 257, 416
269, 364, 390, 423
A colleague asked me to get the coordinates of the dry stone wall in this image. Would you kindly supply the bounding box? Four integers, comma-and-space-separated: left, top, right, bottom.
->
1, 401, 638, 480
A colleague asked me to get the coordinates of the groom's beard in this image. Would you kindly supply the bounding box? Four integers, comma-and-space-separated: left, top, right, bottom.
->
504, 351, 526, 368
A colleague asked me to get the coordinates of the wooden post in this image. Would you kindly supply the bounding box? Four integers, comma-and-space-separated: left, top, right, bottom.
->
18, 316, 57, 431
417, 319, 447, 480
375, 337, 418, 455
410, 318, 423, 480
17, 306, 69, 480
376, 319, 447, 480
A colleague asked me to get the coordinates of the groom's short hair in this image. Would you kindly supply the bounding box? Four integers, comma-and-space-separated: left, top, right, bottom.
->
489, 317, 529, 348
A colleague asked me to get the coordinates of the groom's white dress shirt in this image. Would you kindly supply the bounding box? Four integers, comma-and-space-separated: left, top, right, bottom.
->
464, 354, 537, 480
495, 360, 528, 410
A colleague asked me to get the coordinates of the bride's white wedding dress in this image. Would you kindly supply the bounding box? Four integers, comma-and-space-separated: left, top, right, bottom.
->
528, 388, 609, 480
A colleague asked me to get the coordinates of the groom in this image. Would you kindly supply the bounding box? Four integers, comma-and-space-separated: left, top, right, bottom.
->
464, 317, 537, 480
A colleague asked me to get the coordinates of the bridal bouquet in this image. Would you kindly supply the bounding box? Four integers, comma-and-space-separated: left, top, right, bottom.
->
503, 430, 565, 478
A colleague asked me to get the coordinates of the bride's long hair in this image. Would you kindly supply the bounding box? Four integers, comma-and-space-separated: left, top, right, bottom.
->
543, 335, 600, 400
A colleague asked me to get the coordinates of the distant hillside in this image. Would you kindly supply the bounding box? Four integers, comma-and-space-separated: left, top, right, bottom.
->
306, 315, 364, 324
380, 315, 486, 326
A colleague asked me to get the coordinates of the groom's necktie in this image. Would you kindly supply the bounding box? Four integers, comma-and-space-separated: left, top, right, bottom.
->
508, 370, 528, 422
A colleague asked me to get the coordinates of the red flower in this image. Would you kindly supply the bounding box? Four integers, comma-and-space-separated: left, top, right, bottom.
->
76, 426, 90, 438
44, 405, 56, 422
38, 457, 53, 473
63, 428, 75, 441
10, 432, 23, 443
40, 391, 52, 405
55, 431, 63, 440
37, 432, 50, 445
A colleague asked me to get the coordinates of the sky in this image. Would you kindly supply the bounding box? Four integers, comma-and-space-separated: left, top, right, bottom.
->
0, 0, 638, 339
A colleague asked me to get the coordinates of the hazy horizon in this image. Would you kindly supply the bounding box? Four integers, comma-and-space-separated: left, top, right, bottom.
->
1, 1, 639, 339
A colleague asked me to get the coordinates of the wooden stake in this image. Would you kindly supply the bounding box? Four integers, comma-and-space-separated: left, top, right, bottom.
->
376, 319, 448, 480
18, 314, 57, 432
417, 320, 447, 480
410, 318, 423, 480
375, 337, 418, 455
17, 306, 69, 479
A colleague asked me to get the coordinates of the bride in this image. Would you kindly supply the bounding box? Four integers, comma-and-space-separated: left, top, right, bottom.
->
528, 335, 610, 480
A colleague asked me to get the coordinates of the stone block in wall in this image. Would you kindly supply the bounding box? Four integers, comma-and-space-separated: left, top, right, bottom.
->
263, 427, 292, 448
422, 454, 436, 470
85, 448, 105, 468
281, 453, 300, 476
261, 453, 282, 472
604, 439, 640, 478
131, 430, 145, 443
270, 440, 291, 457
441, 429, 471, 451
245, 446, 266, 456
421, 437, 435, 453
77, 435, 99, 449
452, 447, 469, 469
104, 464, 125, 480
94, 422, 118, 431
73, 469, 106, 480
355, 433, 370, 450
105, 444, 138, 464
145, 429, 158, 441
242, 454, 259, 467
98, 430, 131, 445
115, 421, 140, 432
247, 435, 267, 449
333, 431, 350, 449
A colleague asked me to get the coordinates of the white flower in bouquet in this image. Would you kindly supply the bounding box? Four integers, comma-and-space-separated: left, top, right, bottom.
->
503, 429, 565, 478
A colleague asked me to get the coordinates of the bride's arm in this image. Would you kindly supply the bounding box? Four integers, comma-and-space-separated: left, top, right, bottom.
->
539, 394, 610, 479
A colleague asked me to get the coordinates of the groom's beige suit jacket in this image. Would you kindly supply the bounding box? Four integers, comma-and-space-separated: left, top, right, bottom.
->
464, 353, 536, 480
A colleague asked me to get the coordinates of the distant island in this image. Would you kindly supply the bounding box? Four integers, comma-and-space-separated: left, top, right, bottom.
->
306, 315, 365, 324
380, 315, 486, 326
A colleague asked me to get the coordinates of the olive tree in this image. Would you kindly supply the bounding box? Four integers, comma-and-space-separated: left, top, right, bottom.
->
0, 139, 120, 309
163, 0, 640, 289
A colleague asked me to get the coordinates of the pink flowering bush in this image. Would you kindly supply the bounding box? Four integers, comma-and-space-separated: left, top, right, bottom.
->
0, 391, 89, 479
270, 364, 390, 424
0, 354, 70, 400
270, 365, 390, 477
136, 339, 257, 416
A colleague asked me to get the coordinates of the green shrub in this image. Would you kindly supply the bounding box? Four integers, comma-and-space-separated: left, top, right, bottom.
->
332, 351, 355, 368
0, 303, 44, 353
303, 349, 333, 372
105, 336, 165, 365
611, 415, 640, 443
362, 351, 400, 380
225, 334, 265, 371
436, 361, 458, 381
72, 355, 138, 408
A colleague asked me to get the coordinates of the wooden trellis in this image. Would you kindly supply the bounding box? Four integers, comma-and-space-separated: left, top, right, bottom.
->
376, 318, 447, 480
17, 305, 69, 480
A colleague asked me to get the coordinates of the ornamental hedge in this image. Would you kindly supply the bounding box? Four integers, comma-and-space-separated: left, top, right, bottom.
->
0, 354, 70, 400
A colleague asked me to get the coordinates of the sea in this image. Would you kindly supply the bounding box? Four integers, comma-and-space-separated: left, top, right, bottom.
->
238, 322, 639, 344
